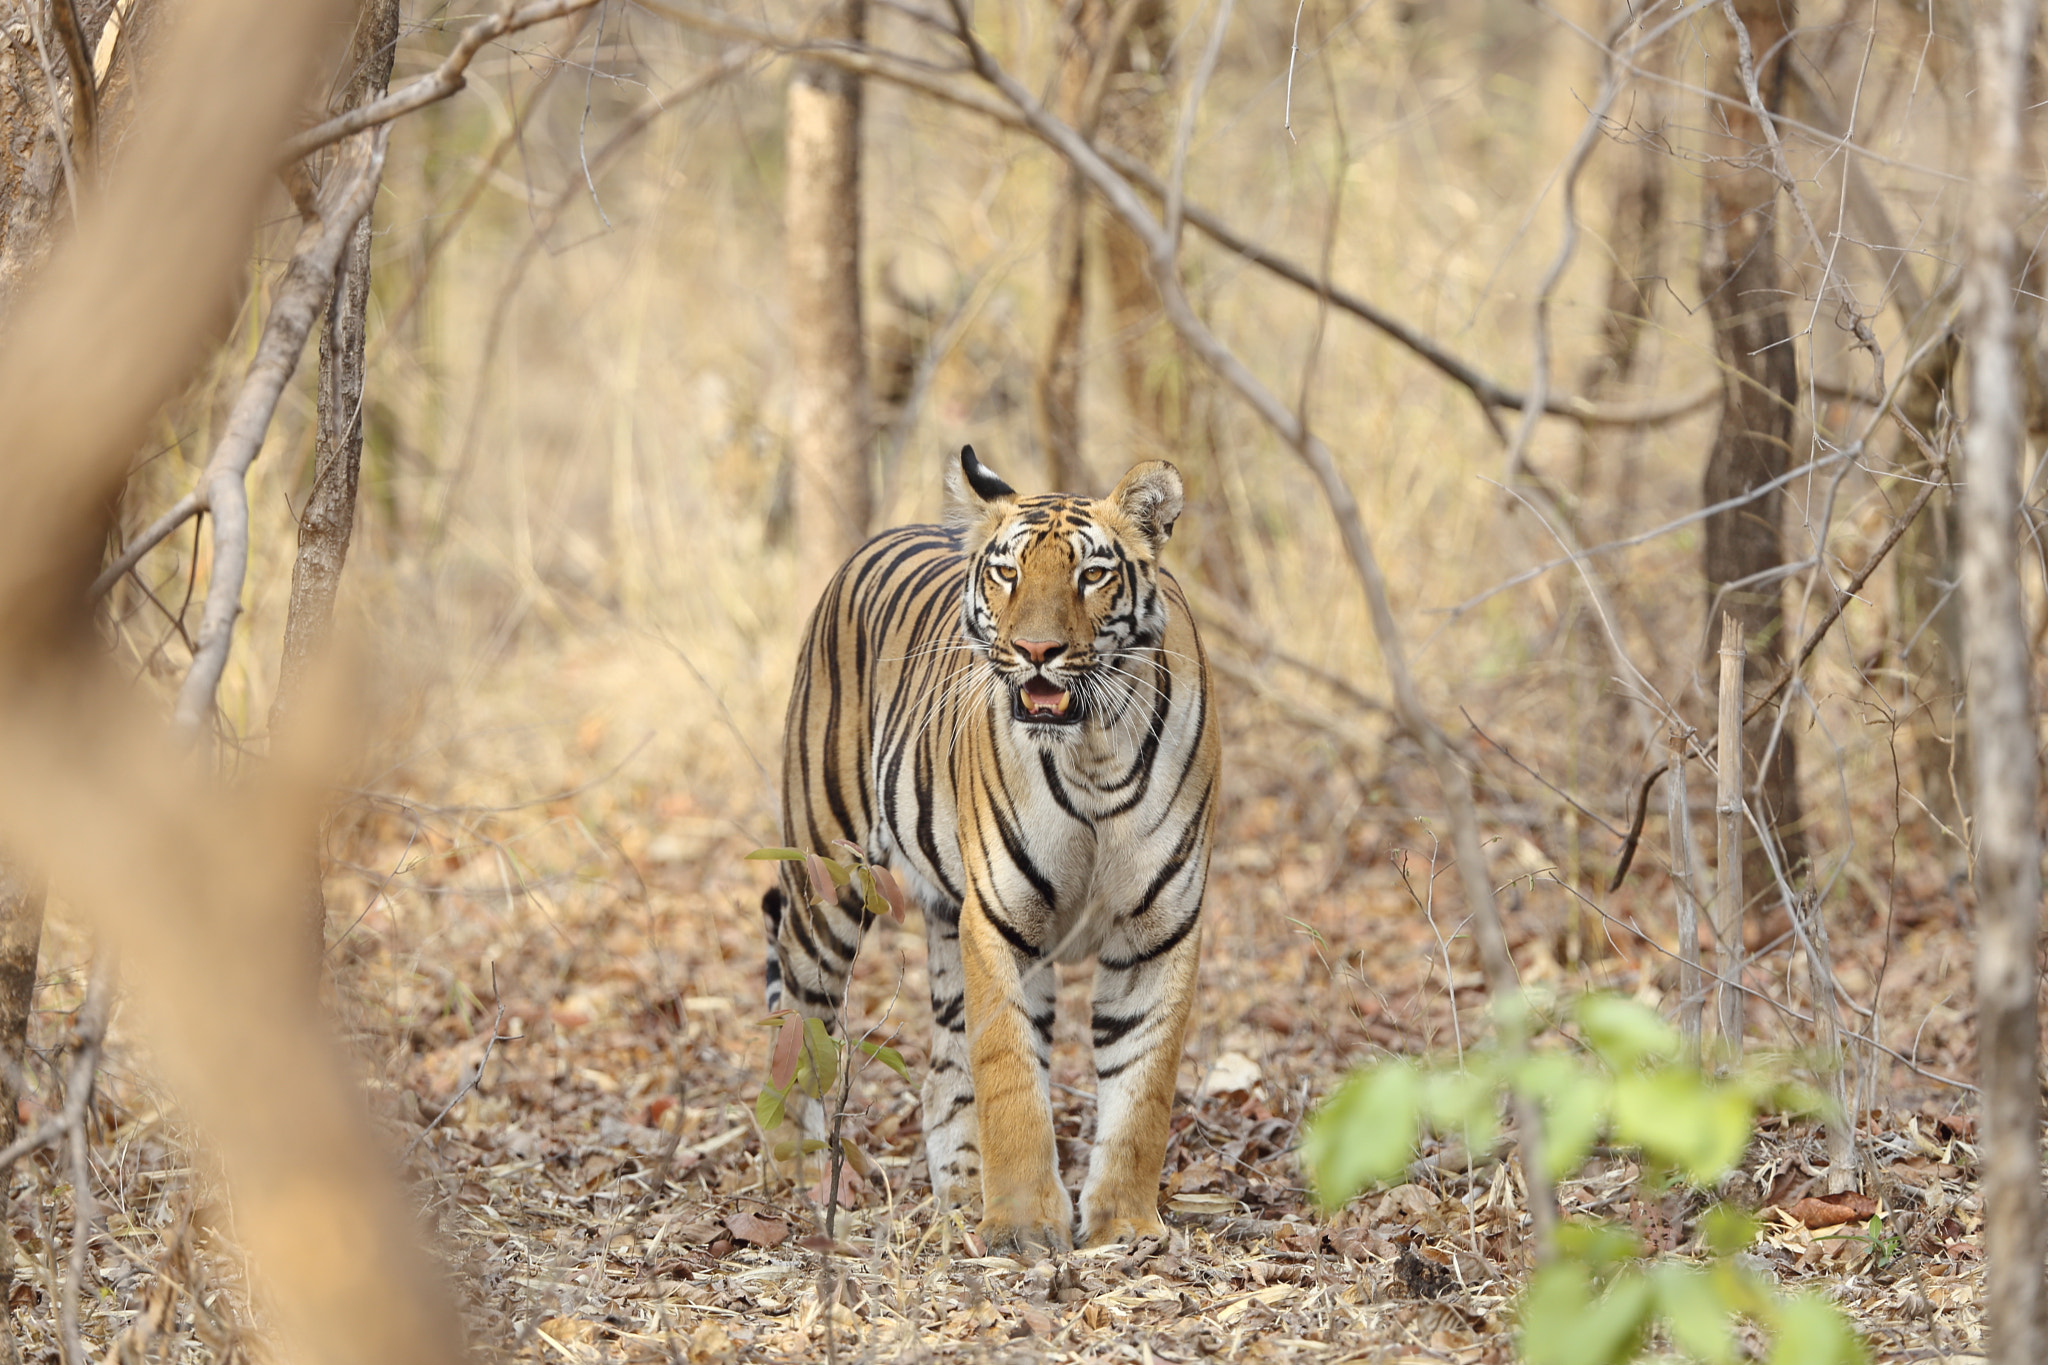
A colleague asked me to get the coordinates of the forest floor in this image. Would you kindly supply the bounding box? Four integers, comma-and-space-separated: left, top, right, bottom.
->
6, 641, 1994, 1363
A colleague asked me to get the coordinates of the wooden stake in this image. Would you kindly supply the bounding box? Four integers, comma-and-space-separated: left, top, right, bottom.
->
1715, 612, 1746, 1056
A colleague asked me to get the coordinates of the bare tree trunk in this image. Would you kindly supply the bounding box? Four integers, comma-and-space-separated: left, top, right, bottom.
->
787, 0, 872, 598
271, 0, 402, 966
1094, 0, 1252, 604
1698, 0, 1805, 913
1961, 0, 2046, 1355
1034, 0, 1097, 495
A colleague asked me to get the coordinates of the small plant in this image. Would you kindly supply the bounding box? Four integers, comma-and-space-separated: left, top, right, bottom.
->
1303, 994, 1866, 1365
745, 845, 913, 1235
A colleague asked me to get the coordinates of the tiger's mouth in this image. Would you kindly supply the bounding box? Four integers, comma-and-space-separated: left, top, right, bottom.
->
1012, 675, 1083, 726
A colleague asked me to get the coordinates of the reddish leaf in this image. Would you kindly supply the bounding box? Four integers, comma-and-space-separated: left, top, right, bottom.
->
805, 853, 836, 907
808, 1163, 865, 1210
769, 1018, 803, 1091
1785, 1192, 1878, 1229
723, 1210, 789, 1247
871, 864, 909, 923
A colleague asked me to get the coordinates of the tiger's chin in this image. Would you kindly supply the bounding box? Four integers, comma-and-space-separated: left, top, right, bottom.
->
1010, 676, 1085, 729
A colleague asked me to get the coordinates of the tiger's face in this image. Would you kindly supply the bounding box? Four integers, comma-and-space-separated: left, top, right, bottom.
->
953, 447, 1184, 736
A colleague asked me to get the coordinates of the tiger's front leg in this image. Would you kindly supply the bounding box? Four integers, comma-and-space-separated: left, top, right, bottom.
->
1080, 908, 1202, 1248
959, 887, 1071, 1254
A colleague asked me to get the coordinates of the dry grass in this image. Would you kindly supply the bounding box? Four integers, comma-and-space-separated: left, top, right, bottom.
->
24, 0, 2010, 1358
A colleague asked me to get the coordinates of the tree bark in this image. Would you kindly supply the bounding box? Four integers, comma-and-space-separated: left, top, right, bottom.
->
1698, 0, 1805, 911
271, 0, 402, 966
786, 0, 872, 599
1960, 0, 2046, 1355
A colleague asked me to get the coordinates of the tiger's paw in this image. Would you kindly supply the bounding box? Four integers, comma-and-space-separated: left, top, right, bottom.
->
979, 1183, 1074, 1259
1078, 1212, 1167, 1250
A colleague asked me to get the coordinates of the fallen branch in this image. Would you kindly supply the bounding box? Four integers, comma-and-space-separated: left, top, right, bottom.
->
279, 0, 604, 164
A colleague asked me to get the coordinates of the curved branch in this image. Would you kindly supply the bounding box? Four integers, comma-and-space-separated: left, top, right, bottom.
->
170, 129, 389, 734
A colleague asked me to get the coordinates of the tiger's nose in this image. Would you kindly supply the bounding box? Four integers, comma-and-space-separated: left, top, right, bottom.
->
1015, 639, 1066, 665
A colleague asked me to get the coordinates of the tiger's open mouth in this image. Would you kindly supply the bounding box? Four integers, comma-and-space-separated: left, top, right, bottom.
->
1013, 675, 1082, 726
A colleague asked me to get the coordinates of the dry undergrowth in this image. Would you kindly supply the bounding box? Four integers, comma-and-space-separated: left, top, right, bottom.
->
0, 632, 1995, 1364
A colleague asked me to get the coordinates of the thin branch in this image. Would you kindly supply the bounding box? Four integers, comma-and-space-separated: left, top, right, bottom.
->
170, 129, 389, 734
279, 0, 604, 163
1744, 440, 1952, 723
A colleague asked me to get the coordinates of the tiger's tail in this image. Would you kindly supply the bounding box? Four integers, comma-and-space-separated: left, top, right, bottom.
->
761, 886, 787, 1010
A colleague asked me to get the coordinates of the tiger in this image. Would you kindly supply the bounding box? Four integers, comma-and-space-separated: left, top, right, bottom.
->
762, 445, 1219, 1255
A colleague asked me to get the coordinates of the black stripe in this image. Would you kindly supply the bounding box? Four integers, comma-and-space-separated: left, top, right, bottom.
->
1092, 1011, 1145, 1048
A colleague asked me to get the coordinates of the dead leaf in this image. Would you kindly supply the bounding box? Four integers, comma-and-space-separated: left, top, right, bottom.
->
724, 1209, 789, 1247
1198, 1050, 1262, 1100
538, 1316, 601, 1344
1785, 1192, 1879, 1229
688, 1320, 737, 1365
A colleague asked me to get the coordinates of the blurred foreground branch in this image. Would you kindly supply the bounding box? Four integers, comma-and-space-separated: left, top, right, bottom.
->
0, 0, 471, 1356
89, 126, 388, 735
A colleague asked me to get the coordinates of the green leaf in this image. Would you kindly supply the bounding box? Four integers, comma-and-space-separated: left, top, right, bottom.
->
1553, 1219, 1642, 1269
1611, 1069, 1753, 1180
1538, 1067, 1611, 1182
771, 1137, 830, 1160
745, 848, 807, 861
796, 1016, 841, 1099
1520, 1263, 1653, 1365
1421, 1067, 1499, 1156
1700, 1204, 1760, 1257
756, 1084, 786, 1131
1577, 993, 1680, 1070
856, 1038, 911, 1081
1766, 1292, 1866, 1365
1302, 1063, 1422, 1209
1654, 1263, 1739, 1365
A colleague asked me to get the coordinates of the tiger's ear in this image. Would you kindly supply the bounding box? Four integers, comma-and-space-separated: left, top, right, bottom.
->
1108, 460, 1184, 555
947, 445, 1016, 529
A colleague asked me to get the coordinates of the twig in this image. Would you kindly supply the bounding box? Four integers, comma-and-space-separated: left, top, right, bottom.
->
1283, 0, 1304, 142
404, 970, 521, 1161
1606, 763, 1668, 892
278, 0, 604, 163
1743, 441, 1952, 723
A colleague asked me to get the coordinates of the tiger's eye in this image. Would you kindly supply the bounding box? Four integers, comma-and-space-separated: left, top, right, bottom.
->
990, 564, 1017, 585
1081, 567, 1109, 586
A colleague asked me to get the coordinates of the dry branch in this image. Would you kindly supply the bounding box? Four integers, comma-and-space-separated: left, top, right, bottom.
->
279, 0, 604, 164
0, 0, 472, 1354
1714, 614, 1746, 1055
170, 128, 388, 735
